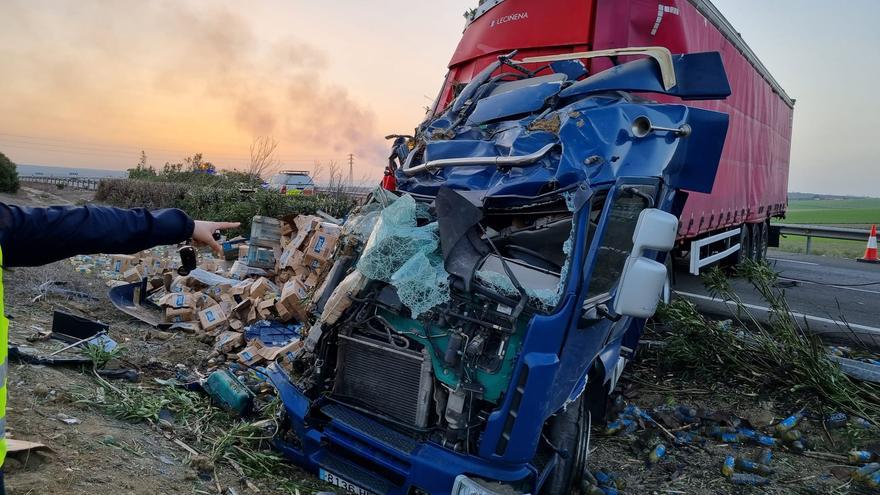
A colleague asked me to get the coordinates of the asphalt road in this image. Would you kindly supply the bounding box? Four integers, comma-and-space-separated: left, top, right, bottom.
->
675, 249, 880, 347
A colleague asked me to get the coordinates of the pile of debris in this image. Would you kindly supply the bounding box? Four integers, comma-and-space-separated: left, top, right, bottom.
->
69, 212, 344, 373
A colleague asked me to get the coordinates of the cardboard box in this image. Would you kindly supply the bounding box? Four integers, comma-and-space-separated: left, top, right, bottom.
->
281, 221, 293, 236
304, 228, 339, 262
258, 339, 302, 361
166, 306, 196, 322
215, 330, 245, 353
317, 221, 342, 236
159, 292, 196, 309
122, 266, 144, 282
256, 299, 276, 319
249, 277, 274, 299
230, 279, 253, 298
247, 246, 276, 269
284, 279, 309, 300
110, 255, 137, 273
198, 305, 228, 331
237, 342, 265, 366
229, 318, 244, 331
304, 272, 320, 289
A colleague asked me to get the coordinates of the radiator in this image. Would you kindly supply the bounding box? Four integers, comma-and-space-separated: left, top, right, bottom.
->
334, 333, 433, 428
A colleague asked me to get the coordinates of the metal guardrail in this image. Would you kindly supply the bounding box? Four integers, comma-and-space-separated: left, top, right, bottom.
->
20, 175, 102, 191
775, 223, 870, 254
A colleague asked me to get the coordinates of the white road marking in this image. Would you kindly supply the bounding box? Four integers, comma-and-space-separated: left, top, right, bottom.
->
769, 258, 819, 266
676, 290, 880, 335
778, 277, 880, 295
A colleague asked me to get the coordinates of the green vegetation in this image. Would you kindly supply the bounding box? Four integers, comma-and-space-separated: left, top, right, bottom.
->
779, 235, 865, 259
128, 151, 262, 188
656, 262, 880, 423
0, 151, 21, 193
76, 383, 329, 493
783, 198, 880, 226
771, 197, 879, 258
96, 178, 356, 234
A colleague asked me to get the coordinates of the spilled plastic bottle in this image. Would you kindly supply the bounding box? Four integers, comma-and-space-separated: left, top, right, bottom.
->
848, 450, 878, 464
721, 456, 736, 477
756, 448, 773, 466
604, 418, 636, 435
825, 412, 848, 429
647, 444, 667, 465
851, 462, 880, 482
755, 434, 778, 447
735, 457, 774, 476
674, 405, 698, 424
730, 473, 770, 486
851, 417, 873, 429
774, 410, 805, 434
736, 427, 758, 440
780, 429, 802, 443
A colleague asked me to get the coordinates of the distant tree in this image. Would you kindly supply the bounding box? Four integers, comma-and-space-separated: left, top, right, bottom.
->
0, 151, 21, 193
248, 136, 279, 180
128, 150, 157, 179
183, 153, 216, 175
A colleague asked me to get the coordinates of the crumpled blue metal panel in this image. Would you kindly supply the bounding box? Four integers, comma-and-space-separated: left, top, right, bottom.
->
399, 98, 726, 204
466, 76, 566, 125
559, 52, 732, 101
397, 52, 730, 205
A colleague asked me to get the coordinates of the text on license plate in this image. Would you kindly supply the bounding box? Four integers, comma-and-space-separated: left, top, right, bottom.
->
319, 468, 377, 495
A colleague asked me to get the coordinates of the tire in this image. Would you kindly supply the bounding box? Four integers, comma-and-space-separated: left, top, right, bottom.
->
733, 223, 751, 266
748, 223, 762, 261
541, 394, 590, 494
754, 221, 769, 262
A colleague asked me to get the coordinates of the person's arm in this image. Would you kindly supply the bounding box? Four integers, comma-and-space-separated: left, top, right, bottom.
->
0, 203, 237, 267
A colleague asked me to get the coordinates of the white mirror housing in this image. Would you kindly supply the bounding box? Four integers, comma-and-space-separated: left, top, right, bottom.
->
631, 208, 678, 256
613, 257, 667, 318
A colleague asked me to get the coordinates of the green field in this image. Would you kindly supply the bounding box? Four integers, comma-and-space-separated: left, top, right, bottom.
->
784, 198, 880, 226
773, 198, 880, 258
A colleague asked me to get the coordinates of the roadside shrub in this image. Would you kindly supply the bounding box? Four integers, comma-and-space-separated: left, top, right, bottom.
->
95, 178, 357, 234
0, 152, 21, 193
96, 179, 189, 209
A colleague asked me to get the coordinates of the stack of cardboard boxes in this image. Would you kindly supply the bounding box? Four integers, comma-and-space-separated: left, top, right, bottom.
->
89, 214, 343, 368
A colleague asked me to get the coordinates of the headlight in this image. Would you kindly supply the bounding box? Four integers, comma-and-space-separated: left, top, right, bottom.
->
451, 475, 529, 495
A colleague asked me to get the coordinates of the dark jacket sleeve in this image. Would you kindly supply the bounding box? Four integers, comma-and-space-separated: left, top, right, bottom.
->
0, 203, 195, 267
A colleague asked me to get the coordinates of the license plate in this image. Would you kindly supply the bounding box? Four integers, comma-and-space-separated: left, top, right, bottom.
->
319, 468, 377, 495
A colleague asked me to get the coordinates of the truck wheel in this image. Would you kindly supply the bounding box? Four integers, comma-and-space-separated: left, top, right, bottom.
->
734, 223, 751, 265
754, 221, 769, 262
541, 394, 589, 494
748, 223, 762, 261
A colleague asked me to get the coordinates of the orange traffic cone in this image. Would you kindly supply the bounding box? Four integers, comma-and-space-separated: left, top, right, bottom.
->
858, 224, 880, 263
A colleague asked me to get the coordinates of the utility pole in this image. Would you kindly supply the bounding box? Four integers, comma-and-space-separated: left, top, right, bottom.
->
347, 153, 354, 190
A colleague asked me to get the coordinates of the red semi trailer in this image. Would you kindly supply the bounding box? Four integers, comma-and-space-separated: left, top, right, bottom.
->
437, 0, 794, 274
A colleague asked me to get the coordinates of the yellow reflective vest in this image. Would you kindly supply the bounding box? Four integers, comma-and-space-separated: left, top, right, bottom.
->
0, 247, 7, 467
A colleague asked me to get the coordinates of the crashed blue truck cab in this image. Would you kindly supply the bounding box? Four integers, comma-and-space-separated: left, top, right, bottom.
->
267, 49, 730, 494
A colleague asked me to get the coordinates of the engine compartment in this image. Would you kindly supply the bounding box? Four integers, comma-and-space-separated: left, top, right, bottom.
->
292, 191, 579, 454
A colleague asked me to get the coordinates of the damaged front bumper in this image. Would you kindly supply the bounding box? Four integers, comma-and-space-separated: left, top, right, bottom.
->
266, 364, 536, 495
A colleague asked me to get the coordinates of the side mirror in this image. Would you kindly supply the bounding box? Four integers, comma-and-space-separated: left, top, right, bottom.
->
612, 208, 678, 319
631, 208, 678, 255
613, 257, 667, 318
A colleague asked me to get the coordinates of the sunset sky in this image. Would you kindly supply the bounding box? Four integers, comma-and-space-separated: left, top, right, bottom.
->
1, 0, 878, 194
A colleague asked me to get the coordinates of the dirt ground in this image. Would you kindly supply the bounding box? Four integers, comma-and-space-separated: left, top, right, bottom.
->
588, 359, 879, 494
